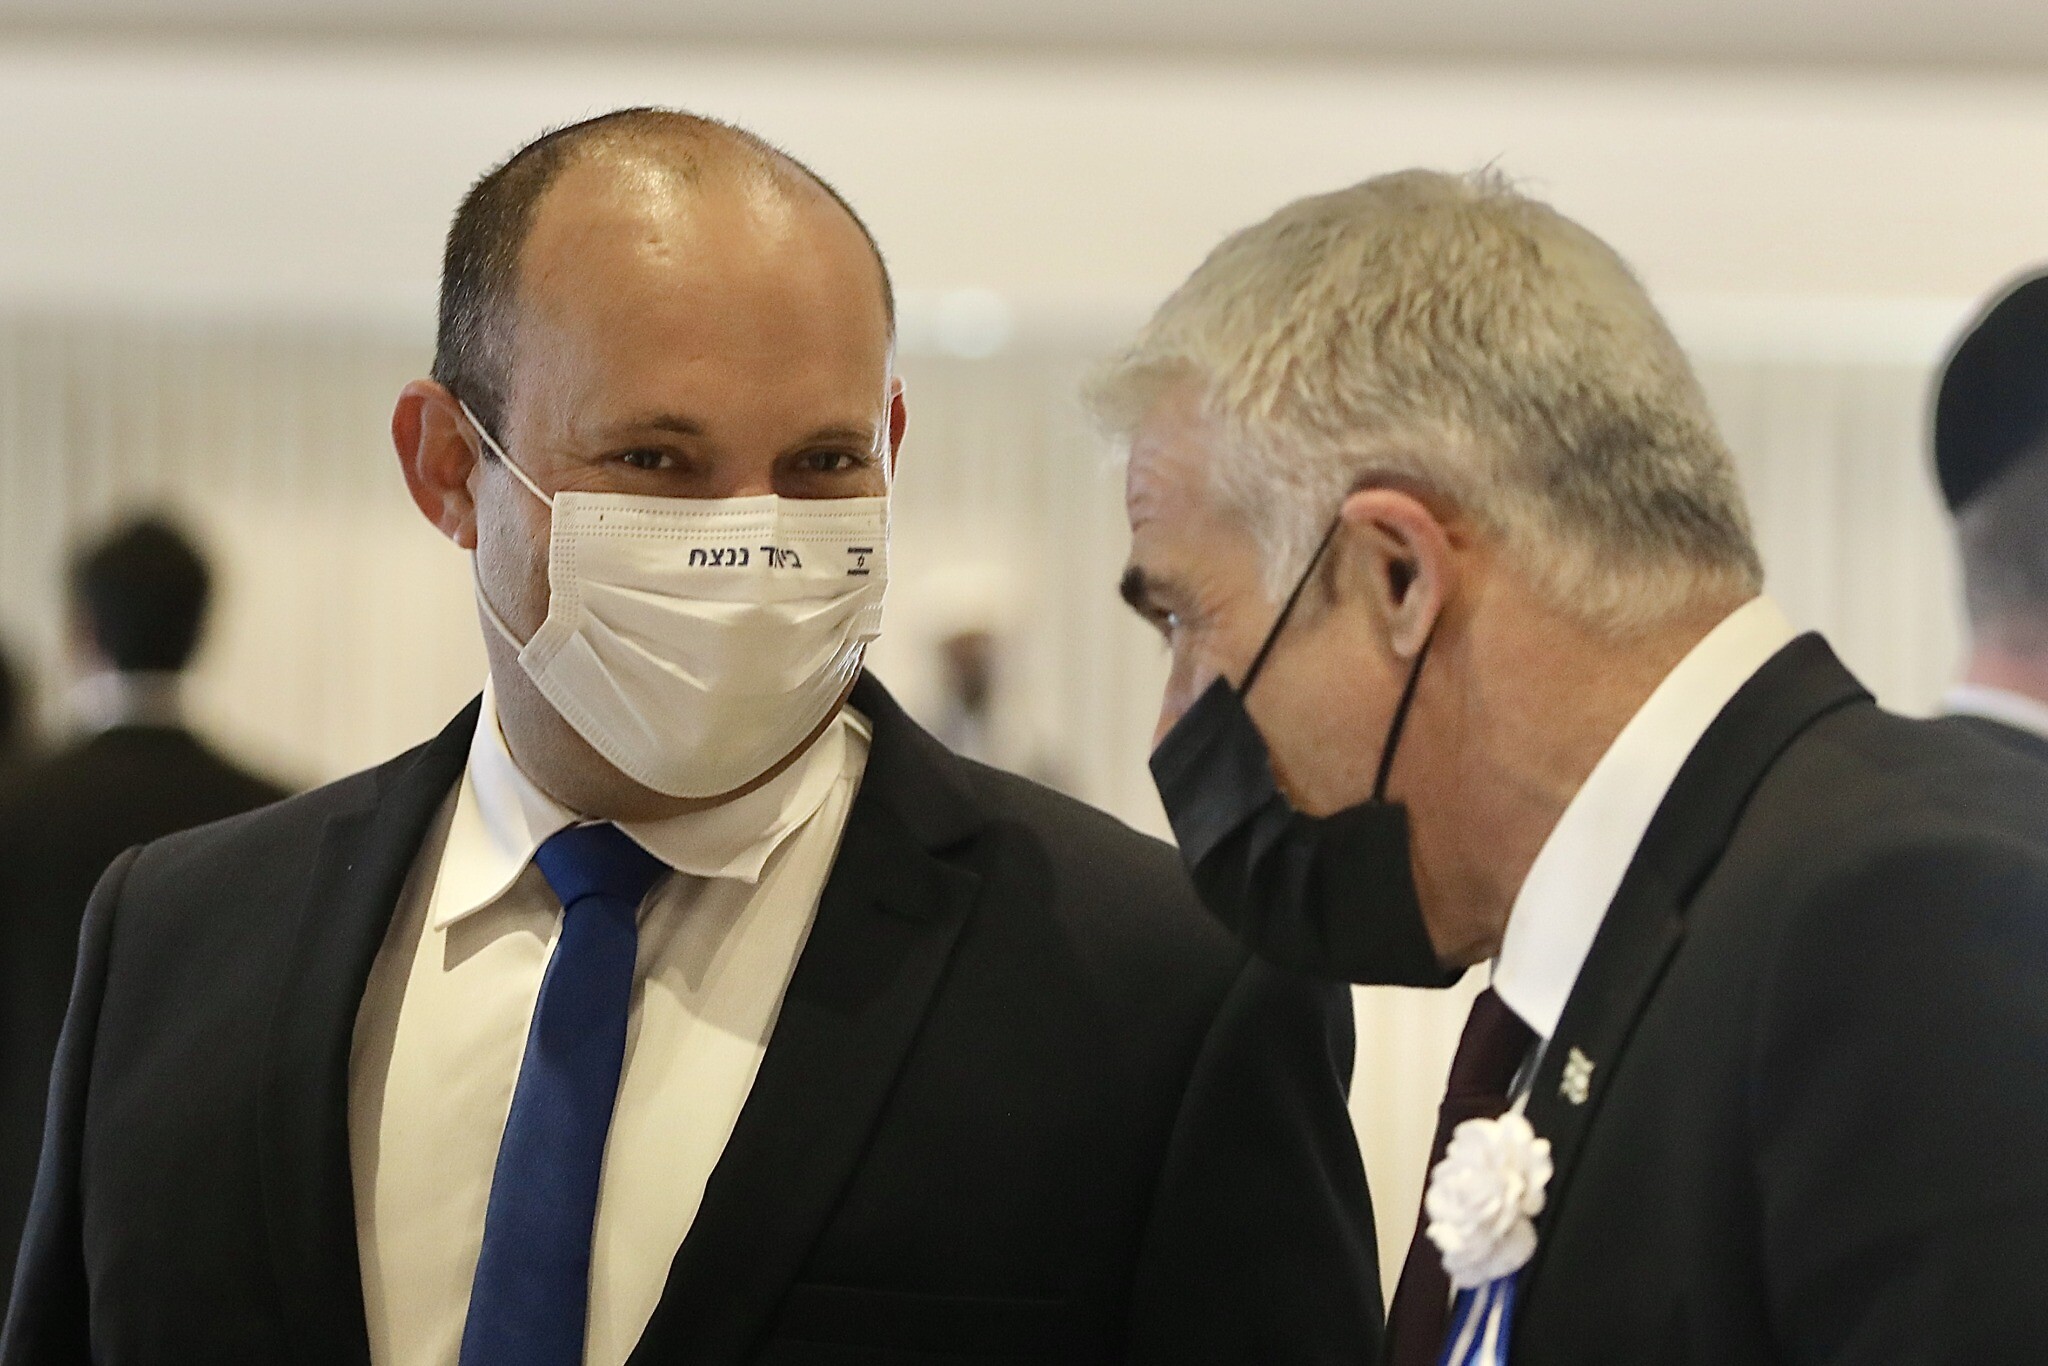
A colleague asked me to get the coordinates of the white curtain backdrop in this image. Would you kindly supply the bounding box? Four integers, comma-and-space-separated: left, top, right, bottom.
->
0, 302, 1967, 1294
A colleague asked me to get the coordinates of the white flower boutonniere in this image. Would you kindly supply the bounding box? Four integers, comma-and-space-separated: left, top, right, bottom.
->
1424, 1110, 1554, 1290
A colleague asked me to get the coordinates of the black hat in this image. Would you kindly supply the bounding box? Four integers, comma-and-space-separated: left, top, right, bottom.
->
1935, 270, 2048, 512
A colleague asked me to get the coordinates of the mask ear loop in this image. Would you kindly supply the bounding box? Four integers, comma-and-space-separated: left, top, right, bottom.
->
456, 395, 551, 652
1240, 517, 1344, 699
1239, 511, 1438, 800
1372, 619, 1437, 803
456, 397, 553, 509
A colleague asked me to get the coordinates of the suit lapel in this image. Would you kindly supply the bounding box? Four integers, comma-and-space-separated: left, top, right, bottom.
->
629, 677, 987, 1366
1517, 636, 1867, 1288
257, 700, 481, 1366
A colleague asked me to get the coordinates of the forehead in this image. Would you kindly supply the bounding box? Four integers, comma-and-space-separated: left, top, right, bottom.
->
511, 152, 891, 382
1126, 385, 1231, 535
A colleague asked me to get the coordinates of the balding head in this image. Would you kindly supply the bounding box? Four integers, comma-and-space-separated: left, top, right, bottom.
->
432, 107, 894, 433
394, 108, 904, 822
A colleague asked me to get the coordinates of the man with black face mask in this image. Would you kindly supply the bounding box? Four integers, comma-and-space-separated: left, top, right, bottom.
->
1096, 169, 2048, 1366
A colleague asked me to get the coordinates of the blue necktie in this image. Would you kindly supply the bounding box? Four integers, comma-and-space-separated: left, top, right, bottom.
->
460, 822, 669, 1366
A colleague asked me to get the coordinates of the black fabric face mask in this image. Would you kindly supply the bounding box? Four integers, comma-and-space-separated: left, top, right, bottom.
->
1149, 522, 1462, 987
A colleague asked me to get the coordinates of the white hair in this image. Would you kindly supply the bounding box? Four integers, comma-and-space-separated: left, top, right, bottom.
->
1088, 169, 1761, 634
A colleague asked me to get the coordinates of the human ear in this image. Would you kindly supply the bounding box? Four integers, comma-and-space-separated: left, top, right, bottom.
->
392, 379, 484, 550
885, 377, 908, 479
1337, 487, 1456, 660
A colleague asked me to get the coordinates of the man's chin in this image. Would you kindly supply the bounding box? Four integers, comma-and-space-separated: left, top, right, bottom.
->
497, 669, 857, 821
570, 714, 843, 820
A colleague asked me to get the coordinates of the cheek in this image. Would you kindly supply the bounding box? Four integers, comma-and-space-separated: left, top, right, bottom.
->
1246, 635, 1393, 815
477, 484, 554, 629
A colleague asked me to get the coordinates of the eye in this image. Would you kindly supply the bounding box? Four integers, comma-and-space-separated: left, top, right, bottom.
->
795, 448, 873, 475
1142, 607, 1182, 643
616, 448, 676, 472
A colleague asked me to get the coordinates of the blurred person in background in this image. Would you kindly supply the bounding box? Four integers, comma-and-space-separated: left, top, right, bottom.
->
0, 513, 287, 1306
4, 109, 1377, 1366
0, 640, 31, 780
922, 560, 1069, 788
1100, 169, 2048, 1365
933, 621, 1004, 756
1933, 270, 2048, 765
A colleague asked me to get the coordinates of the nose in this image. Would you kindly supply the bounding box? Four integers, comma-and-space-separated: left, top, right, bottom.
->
725, 474, 780, 500
1151, 673, 1199, 750
1151, 644, 1224, 750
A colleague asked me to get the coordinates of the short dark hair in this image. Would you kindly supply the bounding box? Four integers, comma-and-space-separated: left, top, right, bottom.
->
71, 514, 213, 673
1935, 270, 2048, 513
431, 106, 895, 435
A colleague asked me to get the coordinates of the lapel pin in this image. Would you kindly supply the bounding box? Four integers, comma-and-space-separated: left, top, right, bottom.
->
1560, 1047, 1595, 1106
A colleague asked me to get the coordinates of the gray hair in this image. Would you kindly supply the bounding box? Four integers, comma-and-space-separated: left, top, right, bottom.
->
1088, 169, 1761, 634
1959, 448, 2048, 646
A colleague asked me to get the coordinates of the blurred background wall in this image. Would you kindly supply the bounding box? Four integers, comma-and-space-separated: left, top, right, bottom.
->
1, 4, 2043, 1291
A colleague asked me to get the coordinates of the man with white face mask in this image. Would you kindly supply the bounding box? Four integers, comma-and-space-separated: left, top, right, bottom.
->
2, 110, 1379, 1366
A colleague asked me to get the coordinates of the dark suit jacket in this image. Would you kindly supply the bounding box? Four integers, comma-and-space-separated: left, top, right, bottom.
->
1506, 636, 2048, 1363
1951, 711, 2048, 768
2, 676, 1379, 1366
0, 725, 286, 1301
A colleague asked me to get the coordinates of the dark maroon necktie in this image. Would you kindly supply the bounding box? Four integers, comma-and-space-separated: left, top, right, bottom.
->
1384, 988, 1537, 1366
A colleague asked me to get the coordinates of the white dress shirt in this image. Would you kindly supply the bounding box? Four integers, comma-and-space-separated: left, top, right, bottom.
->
1491, 597, 1797, 1059
349, 682, 870, 1366
1942, 683, 2048, 742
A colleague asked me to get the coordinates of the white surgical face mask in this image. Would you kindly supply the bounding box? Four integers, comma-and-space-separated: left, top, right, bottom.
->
462, 400, 889, 800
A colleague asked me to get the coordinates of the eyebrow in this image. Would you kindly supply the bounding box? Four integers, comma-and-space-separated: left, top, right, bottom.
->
797, 424, 883, 449
609, 413, 707, 440
1118, 564, 1155, 615
606, 416, 881, 449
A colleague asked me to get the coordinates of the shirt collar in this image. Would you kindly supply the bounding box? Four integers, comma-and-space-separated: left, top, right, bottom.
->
1942, 683, 2048, 742
1490, 596, 1797, 1041
427, 679, 869, 932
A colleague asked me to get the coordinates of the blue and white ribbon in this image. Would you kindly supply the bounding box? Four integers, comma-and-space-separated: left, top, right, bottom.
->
1437, 1272, 1518, 1366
